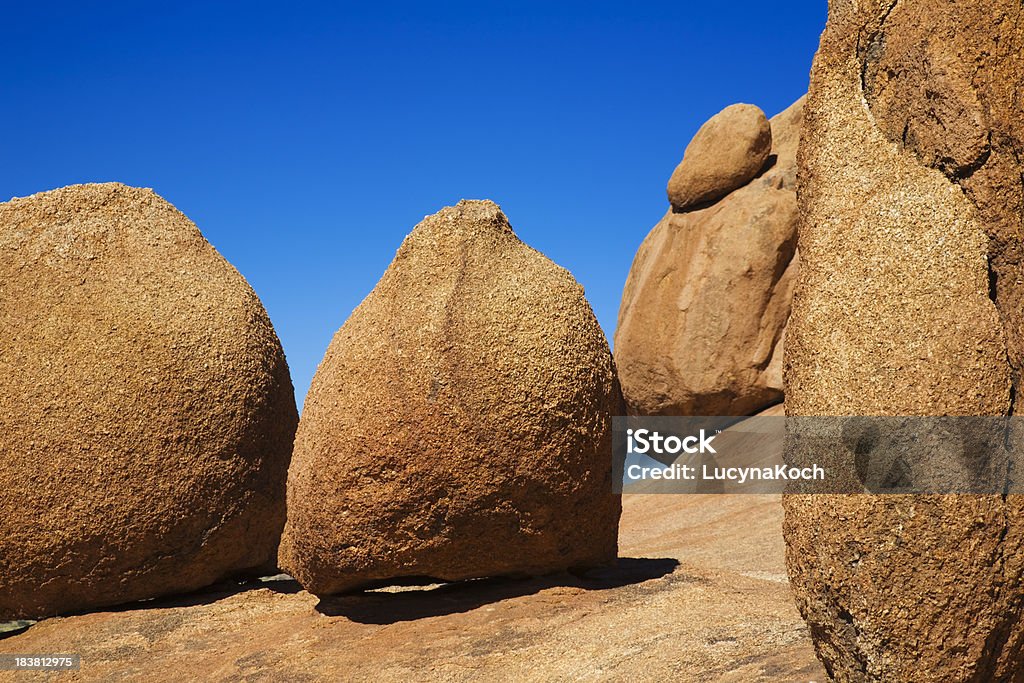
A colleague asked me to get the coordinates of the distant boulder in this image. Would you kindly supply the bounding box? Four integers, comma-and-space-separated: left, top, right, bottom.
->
667, 103, 772, 210
615, 97, 803, 417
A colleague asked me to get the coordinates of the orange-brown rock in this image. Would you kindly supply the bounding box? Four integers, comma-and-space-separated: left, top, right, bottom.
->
615, 98, 802, 417
0, 183, 298, 621
666, 103, 772, 210
784, 2, 1024, 680
0, 488, 825, 682
279, 200, 622, 596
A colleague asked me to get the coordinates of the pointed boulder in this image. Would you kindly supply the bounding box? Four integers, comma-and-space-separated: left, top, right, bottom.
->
280, 200, 622, 595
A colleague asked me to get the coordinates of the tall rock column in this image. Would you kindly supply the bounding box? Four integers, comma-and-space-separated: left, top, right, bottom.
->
784, 1, 1024, 681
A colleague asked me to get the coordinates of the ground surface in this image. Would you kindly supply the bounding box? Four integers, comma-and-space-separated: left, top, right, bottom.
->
0, 489, 823, 682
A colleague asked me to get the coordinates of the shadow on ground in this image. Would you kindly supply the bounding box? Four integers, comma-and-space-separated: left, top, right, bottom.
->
2, 558, 679, 635
101, 575, 305, 615
0, 621, 36, 640
315, 556, 679, 624
1, 575, 306, 635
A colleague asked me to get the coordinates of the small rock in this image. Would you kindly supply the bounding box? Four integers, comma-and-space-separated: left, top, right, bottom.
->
667, 103, 772, 210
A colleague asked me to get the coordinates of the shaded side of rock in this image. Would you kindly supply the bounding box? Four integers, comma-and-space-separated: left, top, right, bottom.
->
0, 183, 298, 620
783, 2, 1024, 680
615, 97, 803, 417
279, 199, 622, 596
667, 103, 772, 210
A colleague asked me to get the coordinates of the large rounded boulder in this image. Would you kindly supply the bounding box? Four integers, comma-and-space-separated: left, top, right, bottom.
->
280, 200, 622, 595
0, 183, 298, 620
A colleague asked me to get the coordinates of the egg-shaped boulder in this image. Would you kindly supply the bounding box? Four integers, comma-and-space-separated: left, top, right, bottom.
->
667, 103, 773, 211
0, 183, 298, 620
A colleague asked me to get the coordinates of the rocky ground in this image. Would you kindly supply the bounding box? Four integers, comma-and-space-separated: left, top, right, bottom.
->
0, 490, 823, 682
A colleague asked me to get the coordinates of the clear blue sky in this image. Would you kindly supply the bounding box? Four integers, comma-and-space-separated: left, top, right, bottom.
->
3, 1, 825, 410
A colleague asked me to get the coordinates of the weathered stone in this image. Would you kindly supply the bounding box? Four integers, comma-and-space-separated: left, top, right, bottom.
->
667, 103, 772, 210
279, 200, 621, 595
616, 98, 803, 417
0, 183, 298, 620
783, 2, 1024, 680
0, 485, 825, 682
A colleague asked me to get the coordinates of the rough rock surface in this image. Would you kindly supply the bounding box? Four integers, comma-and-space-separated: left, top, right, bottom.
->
279, 200, 622, 595
784, 2, 1024, 681
0, 183, 298, 621
615, 98, 802, 416
0, 488, 825, 682
666, 103, 772, 210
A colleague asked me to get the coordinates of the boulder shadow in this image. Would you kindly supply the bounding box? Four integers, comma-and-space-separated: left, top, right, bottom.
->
73, 575, 304, 617
0, 576, 302, 638
0, 621, 36, 641
314, 556, 679, 624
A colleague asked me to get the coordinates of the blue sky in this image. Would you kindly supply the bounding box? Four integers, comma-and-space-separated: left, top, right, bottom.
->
3, 1, 825, 409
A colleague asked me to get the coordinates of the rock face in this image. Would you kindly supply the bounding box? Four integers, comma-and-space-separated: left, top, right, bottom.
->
666, 103, 772, 210
0, 183, 298, 620
279, 200, 622, 595
784, 2, 1024, 681
615, 98, 802, 416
